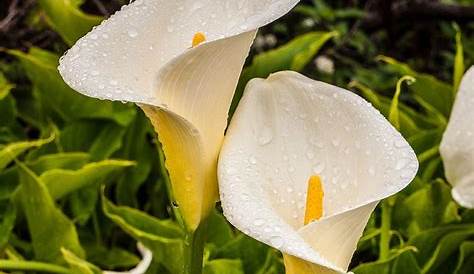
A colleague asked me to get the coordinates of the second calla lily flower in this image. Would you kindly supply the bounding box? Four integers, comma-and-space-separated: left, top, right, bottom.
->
440, 66, 474, 208
58, 0, 299, 230
218, 71, 418, 273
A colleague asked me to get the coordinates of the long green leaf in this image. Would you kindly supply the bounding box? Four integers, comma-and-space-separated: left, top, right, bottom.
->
38, 0, 102, 45
203, 259, 244, 274
8, 48, 136, 126
41, 159, 134, 200
102, 193, 185, 273
0, 135, 54, 171
453, 23, 465, 96
455, 241, 474, 274
352, 247, 419, 274
61, 248, 102, 274
17, 163, 84, 263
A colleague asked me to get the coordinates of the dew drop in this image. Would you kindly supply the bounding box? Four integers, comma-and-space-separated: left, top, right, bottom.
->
368, 167, 375, 176
253, 218, 264, 226
270, 236, 284, 248
127, 29, 138, 38
312, 162, 325, 173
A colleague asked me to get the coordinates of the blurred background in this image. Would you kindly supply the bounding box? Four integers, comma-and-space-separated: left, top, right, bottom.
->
1, 0, 474, 274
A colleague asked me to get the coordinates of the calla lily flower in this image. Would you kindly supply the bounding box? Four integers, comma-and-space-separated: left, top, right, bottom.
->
218, 71, 418, 273
440, 66, 474, 208
58, 0, 299, 230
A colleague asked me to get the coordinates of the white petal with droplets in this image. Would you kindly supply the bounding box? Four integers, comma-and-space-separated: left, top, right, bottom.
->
440, 66, 474, 208
218, 71, 418, 271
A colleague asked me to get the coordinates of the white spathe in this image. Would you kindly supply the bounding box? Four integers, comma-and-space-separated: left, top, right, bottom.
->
58, 0, 300, 230
218, 71, 418, 273
440, 66, 474, 208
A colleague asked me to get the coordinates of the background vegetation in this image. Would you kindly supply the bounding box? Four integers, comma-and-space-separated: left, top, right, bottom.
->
1, 0, 474, 273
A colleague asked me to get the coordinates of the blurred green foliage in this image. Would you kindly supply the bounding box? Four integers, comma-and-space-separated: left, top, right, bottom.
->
0, 0, 474, 273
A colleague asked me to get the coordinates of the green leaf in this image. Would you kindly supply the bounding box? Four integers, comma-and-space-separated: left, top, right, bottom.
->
0, 202, 16, 250
0, 95, 17, 131
393, 180, 459, 237
231, 31, 337, 116
389, 76, 416, 130
409, 225, 474, 273
455, 241, 474, 274
61, 248, 102, 274
377, 56, 453, 117
213, 234, 273, 274
17, 163, 84, 263
0, 73, 16, 131
38, 0, 102, 45
84, 244, 140, 270
8, 48, 136, 126
41, 159, 134, 200
203, 259, 244, 274
0, 153, 90, 201
0, 167, 18, 201
28, 152, 90, 174
0, 72, 14, 100
352, 247, 418, 274
88, 123, 127, 161
391, 250, 422, 274
69, 185, 99, 224
101, 193, 185, 273
60, 121, 127, 161
408, 128, 443, 156
0, 134, 54, 171
453, 23, 465, 95
206, 210, 234, 248
116, 111, 154, 206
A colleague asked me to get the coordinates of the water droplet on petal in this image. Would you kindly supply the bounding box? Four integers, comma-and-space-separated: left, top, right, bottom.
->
127, 29, 138, 38
270, 236, 284, 248
253, 218, 264, 226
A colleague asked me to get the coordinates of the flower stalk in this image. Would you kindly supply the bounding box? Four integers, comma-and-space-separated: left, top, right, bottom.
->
183, 220, 208, 274
379, 198, 394, 261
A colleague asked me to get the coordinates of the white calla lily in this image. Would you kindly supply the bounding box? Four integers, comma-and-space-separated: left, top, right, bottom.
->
218, 71, 418, 273
103, 243, 152, 274
440, 66, 474, 208
58, 0, 299, 230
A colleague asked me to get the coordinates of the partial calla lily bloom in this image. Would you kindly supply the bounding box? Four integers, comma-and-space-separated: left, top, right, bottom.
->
58, 0, 299, 230
218, 71, 418, 273
440, 67, 474, 208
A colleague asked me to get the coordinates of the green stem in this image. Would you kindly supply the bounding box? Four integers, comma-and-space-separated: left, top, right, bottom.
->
0, 260, 69, 274
92, 210, 102, 244
379, 200, 392, 260
183, 220, 208, 274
